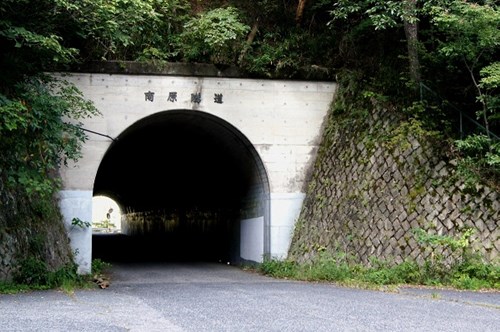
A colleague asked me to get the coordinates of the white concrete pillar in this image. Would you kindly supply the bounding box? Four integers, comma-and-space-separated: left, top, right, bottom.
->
58, 190, 93, 274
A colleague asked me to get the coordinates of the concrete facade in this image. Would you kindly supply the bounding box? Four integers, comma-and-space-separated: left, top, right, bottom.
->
57, 72, 336, 272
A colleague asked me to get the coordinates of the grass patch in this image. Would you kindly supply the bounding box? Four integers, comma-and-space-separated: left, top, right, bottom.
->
260, 228, 499, 290
0, 259, 112, 294
259, 254, 499, 291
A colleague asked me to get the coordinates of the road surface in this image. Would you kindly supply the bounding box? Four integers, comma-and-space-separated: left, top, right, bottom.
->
0, 262, 498, 331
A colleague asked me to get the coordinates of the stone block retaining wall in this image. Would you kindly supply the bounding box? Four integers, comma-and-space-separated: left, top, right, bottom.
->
289, 107, 499, 265
0, 191, 72, 281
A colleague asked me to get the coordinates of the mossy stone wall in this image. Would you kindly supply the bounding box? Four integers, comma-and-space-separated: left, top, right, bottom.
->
0, 186, 72, 281
289, 107, 499, 265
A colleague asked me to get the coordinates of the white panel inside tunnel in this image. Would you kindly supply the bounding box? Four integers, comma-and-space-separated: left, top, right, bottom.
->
240, 217, 264, 263
92, 110, 270, 263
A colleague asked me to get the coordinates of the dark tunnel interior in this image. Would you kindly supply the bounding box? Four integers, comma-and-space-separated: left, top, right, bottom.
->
92, 110, 268, 263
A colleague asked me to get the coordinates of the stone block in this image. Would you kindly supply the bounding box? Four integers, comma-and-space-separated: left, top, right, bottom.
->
437, 210, 447, 222
444, 218, 455, 230
454, 217, 464, 229
474, 219, 486, 233
395, 229, 405, 240
401, 220, 411, 232
449, 208, 460, 221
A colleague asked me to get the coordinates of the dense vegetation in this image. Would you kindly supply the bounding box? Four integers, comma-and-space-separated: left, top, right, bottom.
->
261, 228, 499, 290
0, 0, 498, 289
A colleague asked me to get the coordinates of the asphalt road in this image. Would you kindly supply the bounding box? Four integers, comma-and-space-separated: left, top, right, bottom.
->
0, 262, 498, 331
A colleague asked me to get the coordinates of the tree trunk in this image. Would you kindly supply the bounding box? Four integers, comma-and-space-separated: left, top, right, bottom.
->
465, 60, 491, 138
238, 20, 259, 64
296, 0, 308, 26
403, 0, 421, 87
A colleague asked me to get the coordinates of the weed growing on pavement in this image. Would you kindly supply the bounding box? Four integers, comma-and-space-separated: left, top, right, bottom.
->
431, 292, 441, 299
91, 258, 112, 274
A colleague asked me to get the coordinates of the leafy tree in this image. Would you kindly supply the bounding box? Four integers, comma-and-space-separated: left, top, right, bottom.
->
479, 62, 500, 128
52, 0, 190, 61
0, 0, 100, 197
455, 134, 500, 188
180, 7, 250, 64
0, 78, 99, 197
426, 0, 500, 137
329, 0, 422, 86
420, 1, 500, 187
0, 0, 78, 85
0, 0, 101, 279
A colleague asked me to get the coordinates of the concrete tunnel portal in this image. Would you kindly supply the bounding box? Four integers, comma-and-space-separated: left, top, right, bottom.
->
92, 110, 270, 263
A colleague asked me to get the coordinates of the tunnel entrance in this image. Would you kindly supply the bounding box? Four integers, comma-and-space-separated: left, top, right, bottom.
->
92, 110, 270, 263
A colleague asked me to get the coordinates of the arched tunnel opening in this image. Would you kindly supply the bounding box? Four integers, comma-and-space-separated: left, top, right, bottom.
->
92, 110, 270, 264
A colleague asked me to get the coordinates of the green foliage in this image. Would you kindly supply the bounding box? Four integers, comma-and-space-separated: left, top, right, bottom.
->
91, 258, 112, 274
1, 2, 100, 198
93, 220, 116, 230
71, 217, 92, 229
303, 255, 354, 282
260, 255, 498, 290
329, 0, 499, 137
411, 227, 499, 288
180, 7, 249, 64
0, 77, 99, 197
426, 0, 500, 133
452, 258, 500, 290
260, 259, 297, 279
479, 62, 500, 125
54, 0, 191, 61
0, 26, 77, 64
330, 0, 418, 30
13, 257, 51, 286
0, 259, 111, 293
480, 62, 500, 90
0, 282, 31, 294
362, 259, 422, 285
427, 1, 499, 63
0, 0, 78, 79
0, 1, 102, 279
384, 117, 441, 152
11, 258, 83, 290
261, 228, 498, 290
242, 28, 335, 78
454, 134, 500, 189
412, 227, 474, 252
